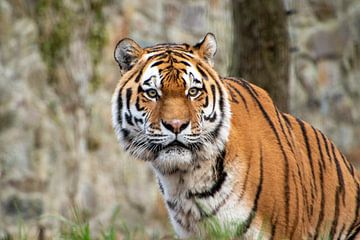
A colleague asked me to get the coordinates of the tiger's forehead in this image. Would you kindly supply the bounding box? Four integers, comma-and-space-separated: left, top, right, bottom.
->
144, 43, 193, 53
143, 47, 195, 63
140, 49, 202, 89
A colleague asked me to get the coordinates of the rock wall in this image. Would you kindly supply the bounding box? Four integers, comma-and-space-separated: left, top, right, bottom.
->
285, 0, 360, 167
0, 0, 359, 238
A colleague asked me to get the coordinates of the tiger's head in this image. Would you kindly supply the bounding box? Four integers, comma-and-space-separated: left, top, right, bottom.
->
112, 33, 231, 174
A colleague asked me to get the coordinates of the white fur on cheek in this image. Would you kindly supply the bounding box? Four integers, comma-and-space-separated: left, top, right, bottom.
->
111, 84, 124, 144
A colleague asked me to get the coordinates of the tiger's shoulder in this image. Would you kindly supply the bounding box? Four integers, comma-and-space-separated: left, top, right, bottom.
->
221, 75, 360, 239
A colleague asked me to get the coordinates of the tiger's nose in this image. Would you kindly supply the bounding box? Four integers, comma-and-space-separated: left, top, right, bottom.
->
161, 119, 189, 134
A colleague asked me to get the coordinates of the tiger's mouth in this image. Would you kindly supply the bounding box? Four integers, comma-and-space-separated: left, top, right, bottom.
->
152, 140, 194, 173
147, 139, 201, 157
160, 140, 190, 155
164, 140, 189, 150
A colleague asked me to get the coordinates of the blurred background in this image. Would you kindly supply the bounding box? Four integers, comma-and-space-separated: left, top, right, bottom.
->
0, 0, 359, 239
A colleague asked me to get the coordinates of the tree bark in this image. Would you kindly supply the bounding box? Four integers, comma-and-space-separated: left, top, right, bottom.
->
230, 0, 290, 111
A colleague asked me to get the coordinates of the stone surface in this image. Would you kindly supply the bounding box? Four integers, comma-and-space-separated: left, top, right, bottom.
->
306, 23, 350, 59
288, 0, 360, 160
308, 0, 338, 21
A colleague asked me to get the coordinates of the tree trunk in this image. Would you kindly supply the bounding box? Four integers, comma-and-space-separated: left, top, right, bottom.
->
230, 0, 290, 111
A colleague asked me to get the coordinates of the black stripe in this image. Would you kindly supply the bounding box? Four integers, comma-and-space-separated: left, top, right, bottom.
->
295, 158, 311, 228
240, 83, 290, 230
134, 69, 143, 83
226, 77, 259, 97
208, 120, 222, 143
150, 60, 164, 67
282, 113, 292, 128
296, 119, 316, 187
134, 117, 143, 126
210, 84, 216, 115
313, 128, 326, 239
240, 148, 264, 235
203, 96, 209, 108
174, 216, 188, 230
276, 109, 295, 154
137, 85, 145, 93
204, 84, 217, 122
348, 183, 360, 239
123, 66, 142, 86
157, 178, 164, 194
319, 132, 344, 238
166, 200, 176, 210
238, 156, 251, 202
214, 78, 225, 115
202, 66, 225, 122
329, 187, 341, 239
227, 83, 249, 111
340, 152, 355, 177
203, 72, 227, 145
241, 80, 260, 97
331, 143, 346, 204
338, 224, 346, 239
121, 129, 130, 139
204, 111, 217, 122
194, 201, 212, 218
135, 96, 145, 111
282, 114, 297, 150
188, 150, 227, 198
313, 127, 327, 170
209, 190, 233, 216
196, 65, 208, 80
146, 52, 167, 61
179, 60, 190, 66
226, 84, 239, 104
117, 89, 123, 125
197, 62, 219, 82
171, 51, 192, 60
125, 112, 133, 125
193, 78, 201, 84
125, 88, 132, 110
296, 118, 316, 216
348, 224, 360, 240
125, 88, 134, 126
269, 215, 278, 240
297, 161, 311, 219
320, 131, 332, 165
289, 172, 300, 240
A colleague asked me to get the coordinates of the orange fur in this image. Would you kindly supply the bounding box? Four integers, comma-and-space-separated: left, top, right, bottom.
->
225, 80, 360, 239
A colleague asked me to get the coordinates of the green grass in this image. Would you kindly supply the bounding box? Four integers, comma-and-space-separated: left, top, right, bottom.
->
56, 213, 244, 240
3, 206, 151, 240
17, 219, 29, 240
3, 205, 334, 240
200, 216, 239, 240
5, 208, 242, 240
54, 207, 149, 240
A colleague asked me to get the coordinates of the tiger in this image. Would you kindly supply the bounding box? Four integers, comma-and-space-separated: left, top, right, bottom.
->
111, 33, 360, 239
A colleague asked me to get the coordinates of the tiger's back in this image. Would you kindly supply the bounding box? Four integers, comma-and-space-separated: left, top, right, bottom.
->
112, 33, 360, 239
223, 77, 360, 239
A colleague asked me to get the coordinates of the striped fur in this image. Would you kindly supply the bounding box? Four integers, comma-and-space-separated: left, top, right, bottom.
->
112, 33, 360, 239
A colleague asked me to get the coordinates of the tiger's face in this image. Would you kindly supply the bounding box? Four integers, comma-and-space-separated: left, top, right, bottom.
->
112, 34, 231, 174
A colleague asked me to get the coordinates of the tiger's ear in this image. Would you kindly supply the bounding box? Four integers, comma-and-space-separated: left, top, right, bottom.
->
193, 33, 217, 66
114, 38, 144, 74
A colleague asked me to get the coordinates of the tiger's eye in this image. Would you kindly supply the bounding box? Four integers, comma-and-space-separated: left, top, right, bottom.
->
146, 89, 158, 98
188, 88, 200, 97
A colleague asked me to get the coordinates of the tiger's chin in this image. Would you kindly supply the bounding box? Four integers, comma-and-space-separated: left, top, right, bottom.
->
152, 146, 193, 175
